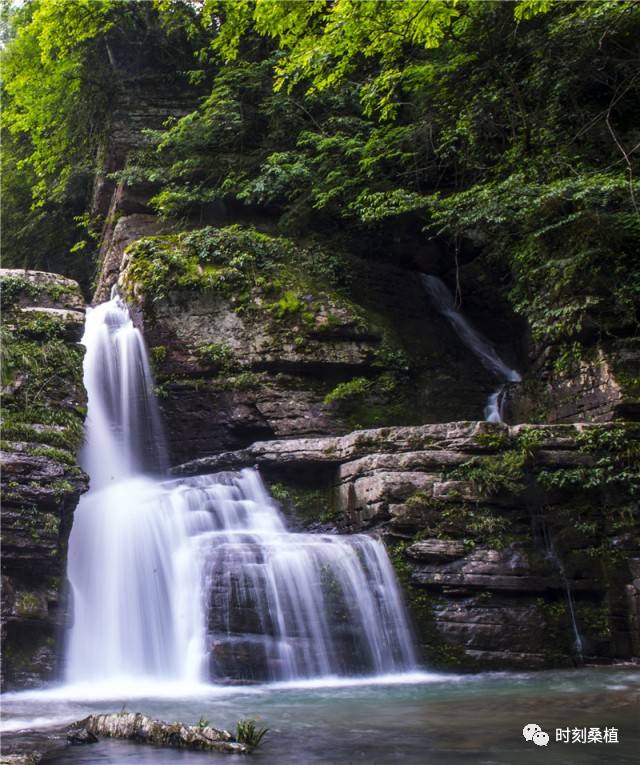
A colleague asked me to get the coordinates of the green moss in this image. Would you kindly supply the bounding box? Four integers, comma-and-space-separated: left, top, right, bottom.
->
475, 430, 511, 450
1, 327, 84, 412
52, 480, 74, 500
1, 405, 84, 451
269, 482, 337, 525
324, 377, 371, 405
220, 371, 261, 390
1, 276, 37, 308
197, 341, 237, 371
15, 591, 42, 617
450, 451, 526, 496
27, 445, 76, 466
0, 275, 76, 311
269, 290, 302, 317
150, 345, 167, 366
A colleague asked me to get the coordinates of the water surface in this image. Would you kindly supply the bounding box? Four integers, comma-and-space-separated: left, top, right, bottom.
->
2, 669, 638, 764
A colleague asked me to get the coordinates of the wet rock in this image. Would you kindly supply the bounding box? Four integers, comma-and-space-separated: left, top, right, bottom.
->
173, 420, 639, 670
66, 726, 99, 745
510, 342, 640, 424
80, 712, 248, 753
410, 546, 571, 592
1, 270, 88, 690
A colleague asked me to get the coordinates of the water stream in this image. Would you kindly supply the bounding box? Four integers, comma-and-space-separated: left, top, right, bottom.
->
66, 296, 415, 685
420, 275, 521, 423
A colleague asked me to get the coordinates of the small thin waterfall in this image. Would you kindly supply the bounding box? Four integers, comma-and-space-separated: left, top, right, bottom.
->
540, 525, 584, 662
420, 274, 521, 423
66, 296, 415, 684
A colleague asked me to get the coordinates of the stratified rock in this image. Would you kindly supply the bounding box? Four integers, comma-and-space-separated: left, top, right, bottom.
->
406, 540, 466, 563
173, 421, 509, 476
510, 341, 640, 424
1, 270, 88, 690
174, 420, 639, 670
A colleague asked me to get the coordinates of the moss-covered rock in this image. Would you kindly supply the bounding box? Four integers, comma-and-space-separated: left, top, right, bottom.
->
117, 225, 489, 462
0, 269, 88, 690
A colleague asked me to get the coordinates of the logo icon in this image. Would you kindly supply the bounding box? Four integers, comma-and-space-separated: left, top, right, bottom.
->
533, 731, 549, 746
523, 724, 541, 741
523, 724, 549, 746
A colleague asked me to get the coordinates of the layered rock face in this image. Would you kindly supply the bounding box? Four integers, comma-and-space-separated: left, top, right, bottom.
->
113, 226, 495, 464
509, 340, 640, 424
0, 270, 88, 688
175, 421, 640, 670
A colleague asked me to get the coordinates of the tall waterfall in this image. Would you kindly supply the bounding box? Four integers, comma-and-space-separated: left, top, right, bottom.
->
66, 296, 415, 684
420, 275, 521, 423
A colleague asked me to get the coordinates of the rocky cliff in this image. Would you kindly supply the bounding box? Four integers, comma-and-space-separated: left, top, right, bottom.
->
115, 225, 495, 464
86, 207, 639, 671
175, 420, 640, 669
0, 270, 88, 689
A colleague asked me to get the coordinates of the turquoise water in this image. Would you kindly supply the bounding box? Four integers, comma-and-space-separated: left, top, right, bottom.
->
2, 669, 638, 764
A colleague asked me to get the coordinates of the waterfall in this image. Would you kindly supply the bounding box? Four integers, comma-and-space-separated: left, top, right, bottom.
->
540, 524, 584, 662
66, 296, 415, 684
420, 275, 521, 423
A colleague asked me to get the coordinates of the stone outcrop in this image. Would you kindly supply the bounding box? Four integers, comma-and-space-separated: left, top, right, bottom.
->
113, 226, 494, 464
91, 78, 197, 302
509, 340, 640, 424
174, 420, 640, 670
0, 270, 88, 689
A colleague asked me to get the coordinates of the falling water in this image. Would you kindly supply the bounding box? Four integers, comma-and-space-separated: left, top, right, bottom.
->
540, 525, 584, 662
420, 275, 521, 423
66, 296, 415, 684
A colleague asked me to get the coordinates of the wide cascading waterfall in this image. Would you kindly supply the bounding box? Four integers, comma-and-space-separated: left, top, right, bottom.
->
66, 296, 415, 685
420, 274, 521, 423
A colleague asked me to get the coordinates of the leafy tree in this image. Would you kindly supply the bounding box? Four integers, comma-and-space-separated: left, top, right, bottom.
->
3, 0, 639, 365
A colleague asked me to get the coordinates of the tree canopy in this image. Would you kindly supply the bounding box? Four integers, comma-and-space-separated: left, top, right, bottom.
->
2, 0, 639, 361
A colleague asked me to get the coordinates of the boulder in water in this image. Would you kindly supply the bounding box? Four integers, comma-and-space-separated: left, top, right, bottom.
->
78, 712, 249, 753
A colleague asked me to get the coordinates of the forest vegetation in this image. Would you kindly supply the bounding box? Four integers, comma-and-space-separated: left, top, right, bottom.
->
2, 0, 639, 366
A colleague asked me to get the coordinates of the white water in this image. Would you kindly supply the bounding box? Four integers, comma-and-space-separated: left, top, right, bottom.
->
66, 297, 415, 685
420, 275, 521, 422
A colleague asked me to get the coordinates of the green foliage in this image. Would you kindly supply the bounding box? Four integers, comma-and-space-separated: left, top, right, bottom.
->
2, 0, 115, 204
324, 377, 371, 405
197, 342, 236, 369
271, 290, 302, 318
269, 482, 337, 525
150, 345, 167, 366
235, 719, 268, 748
4, 0, 640, 375
211, 0, 463, 120
538, 425, 640, 494
27, 445, 76, 466
452, 451, 527, 497
15, 591, 42, 617
1, 0, 202, 278
138, 0, 639, 366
